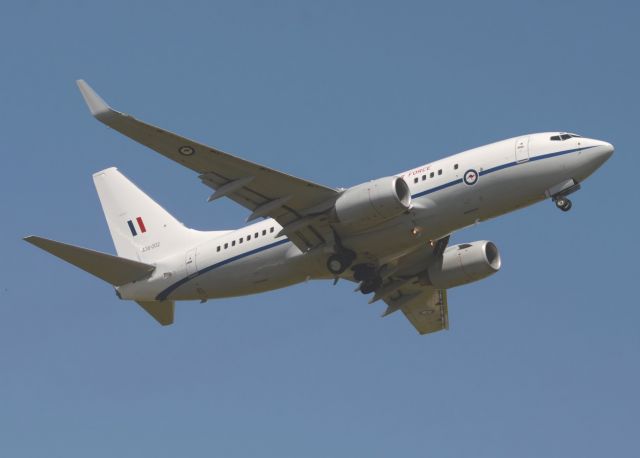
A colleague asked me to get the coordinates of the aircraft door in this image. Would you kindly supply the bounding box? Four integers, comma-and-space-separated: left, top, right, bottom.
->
185, 248, 198, 277
515, 136, 530, 163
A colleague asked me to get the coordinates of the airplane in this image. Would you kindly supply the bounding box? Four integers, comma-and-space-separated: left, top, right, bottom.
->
24, 80, 614, 334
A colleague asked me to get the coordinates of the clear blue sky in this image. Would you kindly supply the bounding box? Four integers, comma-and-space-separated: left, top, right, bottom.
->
1, 1, 638, 457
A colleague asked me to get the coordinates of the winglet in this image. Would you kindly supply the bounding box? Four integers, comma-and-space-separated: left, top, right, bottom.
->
76, 79, 112, 119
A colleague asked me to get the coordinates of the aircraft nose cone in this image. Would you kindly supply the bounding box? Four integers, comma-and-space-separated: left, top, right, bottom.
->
572, 138, 614, 181
601, 141, 614, 160
592, 140, 614, 165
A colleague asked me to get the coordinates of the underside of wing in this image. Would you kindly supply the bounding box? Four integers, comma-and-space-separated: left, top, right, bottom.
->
76, 80, 338, 251
397, 286, 449, 335
373, 275, 449, 335
365, 237, 451, 335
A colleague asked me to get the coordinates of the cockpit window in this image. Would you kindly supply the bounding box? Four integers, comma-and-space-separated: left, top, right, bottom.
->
550, 133, 581, 141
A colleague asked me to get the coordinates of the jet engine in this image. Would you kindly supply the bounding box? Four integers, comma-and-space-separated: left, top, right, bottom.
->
334, 176, 411, 228
426, 241, 501, 289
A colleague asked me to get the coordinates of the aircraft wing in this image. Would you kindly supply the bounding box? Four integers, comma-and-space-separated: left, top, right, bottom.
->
368, 236, 451, 335
378, 278, 449, 335
76, 80, 339, 251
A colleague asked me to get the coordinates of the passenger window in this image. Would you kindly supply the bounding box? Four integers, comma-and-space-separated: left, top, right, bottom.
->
414, 177, 418, 184
247, 235, 251, 241
438, 169, 442, 175
224, 243, 228, 249
232, 241, 236, 247
270, 227, 274, 233
422, 175, 426, 181
217, 246, 220, 252
430, 172, 434, 178
262, 230, 266, 236
255, 232, 259, 238
239, 237, 243, 244
454, 164, 459, 170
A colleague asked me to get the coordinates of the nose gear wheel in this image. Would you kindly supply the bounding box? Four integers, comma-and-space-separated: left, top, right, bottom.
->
555, 196, 572, 212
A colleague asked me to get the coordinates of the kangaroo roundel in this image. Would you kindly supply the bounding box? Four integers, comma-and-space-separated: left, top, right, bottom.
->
464, 169, 479, 186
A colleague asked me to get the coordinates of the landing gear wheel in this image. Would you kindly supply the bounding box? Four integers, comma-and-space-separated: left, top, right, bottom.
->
360, 277, 382, 295
327, 255, 346, 275
555, 196, 572, 212
326, 251, 355, 275
352, 264, 376, 282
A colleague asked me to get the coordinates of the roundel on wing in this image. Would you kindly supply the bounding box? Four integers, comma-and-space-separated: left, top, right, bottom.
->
463, 169, 479, 186
178, 145, 195, 156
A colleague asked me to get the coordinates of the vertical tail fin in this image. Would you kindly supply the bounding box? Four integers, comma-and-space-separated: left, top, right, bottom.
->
93, 167, 212, 263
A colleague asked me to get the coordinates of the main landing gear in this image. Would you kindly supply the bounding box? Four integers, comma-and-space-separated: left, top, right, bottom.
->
359, 276, 382, 295
326, 250, 356, 275
325, 229, 382, 294
554, 196, 572, 212
352, 263, 382, 295
326, 253, 383, 295
327, 228, 357, 276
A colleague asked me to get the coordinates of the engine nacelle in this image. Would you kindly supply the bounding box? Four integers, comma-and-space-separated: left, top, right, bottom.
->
334, 176, 411, 227
426, 241, 501, 289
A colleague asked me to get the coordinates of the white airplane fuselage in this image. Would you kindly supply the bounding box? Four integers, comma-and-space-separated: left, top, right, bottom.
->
118, 132, 613, 302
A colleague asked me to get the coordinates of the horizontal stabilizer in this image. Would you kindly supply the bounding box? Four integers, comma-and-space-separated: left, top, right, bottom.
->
136, 300, 174, 326
24, 236, 155, 286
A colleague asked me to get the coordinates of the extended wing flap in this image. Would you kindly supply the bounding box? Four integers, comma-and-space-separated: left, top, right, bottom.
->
377, 275, 449, 335
399, 288, 448, 335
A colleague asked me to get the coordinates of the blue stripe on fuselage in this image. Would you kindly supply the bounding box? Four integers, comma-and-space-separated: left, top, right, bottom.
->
411, 146, 591, 199
156, 238, 291, 300
156, 145, 593, 300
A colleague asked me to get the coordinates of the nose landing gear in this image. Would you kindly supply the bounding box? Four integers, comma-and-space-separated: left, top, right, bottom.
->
554, 196, 572, 212
548, 179, 580, 213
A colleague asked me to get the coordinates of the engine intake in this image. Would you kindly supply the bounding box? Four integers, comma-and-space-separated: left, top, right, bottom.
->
426, 241, 501, 289
335, 176, 411, 227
